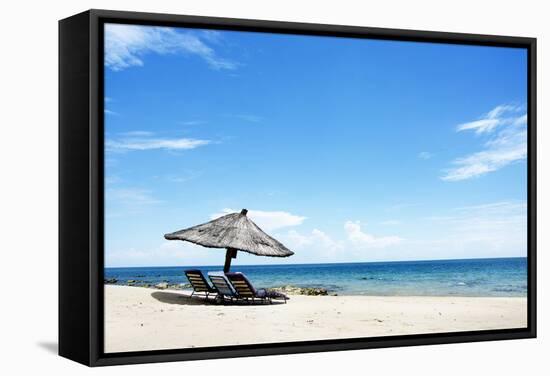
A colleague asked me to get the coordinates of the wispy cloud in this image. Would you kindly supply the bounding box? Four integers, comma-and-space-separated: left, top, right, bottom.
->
418, 151, 433, 160
380, 220, 401, 226
456, 105, 523, 134
421, 201, 527, 254
386, 202, 422, 212
106, 241, 211, 267
120, 131, 154, 137
105, 175, 122, 185
235, 114, 262, 123
452, 201, 526, 214
179, 120, 206, 126
442, 104, 527, 181
199, 30, 224, 44
227, 114, 263, 123
106, 133, 210, 152
105, 24, 238, 71
106, 188, 161, 206
104, 97, 118, 115
154, 170, 202, 184
344, 221, 403, 249
210, 208, 306, 231
104, 109, 118, 116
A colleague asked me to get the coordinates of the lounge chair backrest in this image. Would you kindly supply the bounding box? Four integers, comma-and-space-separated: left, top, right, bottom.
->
225, 272, 256, 298
208, 271, 237, 297
184, 269, 212, 293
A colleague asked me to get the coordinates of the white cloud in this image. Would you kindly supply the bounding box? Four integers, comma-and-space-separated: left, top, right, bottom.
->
442, 104, 527, 181
344, 221, 403, 249
418, 151, 433, 160
106, 200, 525, 266
106, 134, 210, 152
105, 24, 237, 71
277, 219, 403, 262
210, 208, 306, 231
285, 229, 343, 252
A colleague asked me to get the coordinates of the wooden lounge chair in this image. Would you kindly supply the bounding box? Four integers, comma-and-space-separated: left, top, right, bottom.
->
184, 269, 217, 299
207, 271, 239, 303
225, 272, 289, 304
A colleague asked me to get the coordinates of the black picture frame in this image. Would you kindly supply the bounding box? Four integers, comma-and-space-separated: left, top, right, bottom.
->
59, 8, 537, 367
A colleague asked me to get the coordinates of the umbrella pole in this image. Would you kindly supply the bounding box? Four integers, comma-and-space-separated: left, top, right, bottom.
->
223, 248, 238, 273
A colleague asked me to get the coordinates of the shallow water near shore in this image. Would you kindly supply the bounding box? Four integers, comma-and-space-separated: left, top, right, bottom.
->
105, 257, 526, 297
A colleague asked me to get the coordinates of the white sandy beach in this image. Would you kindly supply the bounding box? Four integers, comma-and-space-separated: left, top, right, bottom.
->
104, 285, 527, 353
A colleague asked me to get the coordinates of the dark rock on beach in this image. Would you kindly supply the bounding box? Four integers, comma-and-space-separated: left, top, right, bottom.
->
154, 282, 168, 289
104, 278, 118, 284
272, 285, 329, 296
303, 287, 328, 296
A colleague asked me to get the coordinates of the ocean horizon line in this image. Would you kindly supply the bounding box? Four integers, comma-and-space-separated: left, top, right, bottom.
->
104, 257, 527, 297
105, 255, 526, 270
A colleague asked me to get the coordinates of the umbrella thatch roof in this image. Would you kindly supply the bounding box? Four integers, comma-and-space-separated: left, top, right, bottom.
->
164, 209, 294, 257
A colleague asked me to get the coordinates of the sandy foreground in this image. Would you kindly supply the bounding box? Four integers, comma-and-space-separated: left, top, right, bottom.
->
104, 285, 527, 353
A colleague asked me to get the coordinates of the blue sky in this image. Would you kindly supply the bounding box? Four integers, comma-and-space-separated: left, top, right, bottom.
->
104, 23, 528, 267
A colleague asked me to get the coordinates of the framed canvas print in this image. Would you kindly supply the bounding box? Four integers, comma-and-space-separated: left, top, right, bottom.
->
59, 9, 536, 366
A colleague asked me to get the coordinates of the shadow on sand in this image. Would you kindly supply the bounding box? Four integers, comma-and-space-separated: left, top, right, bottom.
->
151, 291, 286, 306
151, 291, 215, 306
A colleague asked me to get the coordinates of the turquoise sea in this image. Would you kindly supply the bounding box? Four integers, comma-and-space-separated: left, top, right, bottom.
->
104, 257, 527, 297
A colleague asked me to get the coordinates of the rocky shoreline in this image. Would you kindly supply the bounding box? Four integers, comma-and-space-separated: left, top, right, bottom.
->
270, 285, 333, 296
104, 279, 333, 296
104, 279, 191, 290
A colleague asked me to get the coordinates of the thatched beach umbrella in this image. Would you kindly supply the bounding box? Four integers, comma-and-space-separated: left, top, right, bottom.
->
164, 209, 294, 272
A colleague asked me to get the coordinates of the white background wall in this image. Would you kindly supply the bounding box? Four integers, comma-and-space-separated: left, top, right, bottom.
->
0, 0, 547, 374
